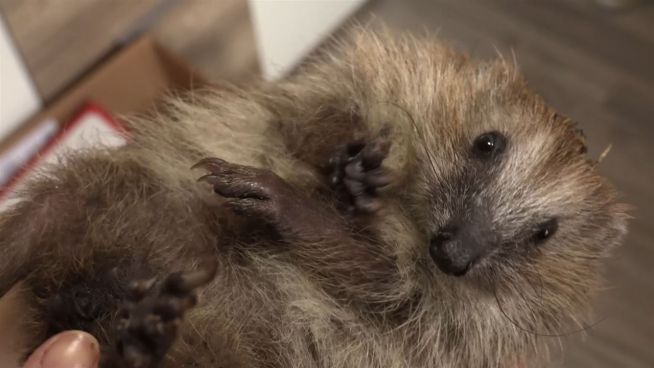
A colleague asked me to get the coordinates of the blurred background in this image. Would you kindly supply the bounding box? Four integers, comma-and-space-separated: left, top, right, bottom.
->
0, 0, 652, 366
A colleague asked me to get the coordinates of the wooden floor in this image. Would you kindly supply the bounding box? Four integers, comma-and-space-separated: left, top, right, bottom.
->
1, 0, 653, 367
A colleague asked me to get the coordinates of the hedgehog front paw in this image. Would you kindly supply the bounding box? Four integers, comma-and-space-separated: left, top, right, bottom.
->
193, 157, 329, 236
192, 157, 295, 223
114, 263, 216, 368
329, 137, 392, 214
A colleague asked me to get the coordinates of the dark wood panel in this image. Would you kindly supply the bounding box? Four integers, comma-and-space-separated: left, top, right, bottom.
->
0, 0, 159, 100
0, 0, 258, 100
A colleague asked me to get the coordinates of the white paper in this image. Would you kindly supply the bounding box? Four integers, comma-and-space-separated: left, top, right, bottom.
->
0, 118, 58, 187
44, 111, 126, 160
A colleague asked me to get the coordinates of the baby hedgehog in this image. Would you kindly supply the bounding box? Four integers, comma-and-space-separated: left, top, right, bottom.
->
0, 29, 628, 368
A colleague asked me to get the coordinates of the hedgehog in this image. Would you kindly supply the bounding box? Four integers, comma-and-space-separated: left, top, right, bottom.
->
0, 28, 628, 368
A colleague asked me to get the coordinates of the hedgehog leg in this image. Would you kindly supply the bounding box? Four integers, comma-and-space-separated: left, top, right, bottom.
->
109, 263, 216, 368
192, 157, 333, 238
328, 136, 392, 214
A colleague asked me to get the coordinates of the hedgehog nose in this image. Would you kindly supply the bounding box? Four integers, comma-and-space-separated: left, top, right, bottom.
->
429, 227, 483, 276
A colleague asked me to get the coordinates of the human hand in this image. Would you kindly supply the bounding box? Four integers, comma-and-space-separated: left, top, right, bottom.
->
22, 331, 100, 368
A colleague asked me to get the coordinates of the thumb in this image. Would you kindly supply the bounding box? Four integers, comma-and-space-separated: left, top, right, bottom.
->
23, 331, 100, 368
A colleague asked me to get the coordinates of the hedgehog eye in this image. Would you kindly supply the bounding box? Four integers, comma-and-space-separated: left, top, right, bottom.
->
472, 131, 506, 158
533, 218, 558, 244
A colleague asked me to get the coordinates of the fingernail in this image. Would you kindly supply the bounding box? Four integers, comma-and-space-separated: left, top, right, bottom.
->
40, 331, 100, 368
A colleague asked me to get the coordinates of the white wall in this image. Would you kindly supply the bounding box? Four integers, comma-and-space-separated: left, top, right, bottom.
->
248, 0, 366, 80
0, 16, 41, 139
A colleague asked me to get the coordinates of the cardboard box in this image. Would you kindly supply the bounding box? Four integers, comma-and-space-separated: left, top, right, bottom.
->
0, 103, 128, 206
0, 35, 206, 210
0, 35, 205, 155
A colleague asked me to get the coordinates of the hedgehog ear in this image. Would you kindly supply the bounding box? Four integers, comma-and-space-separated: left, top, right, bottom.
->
554, 112, 588, 155
573, 126, 588, 155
